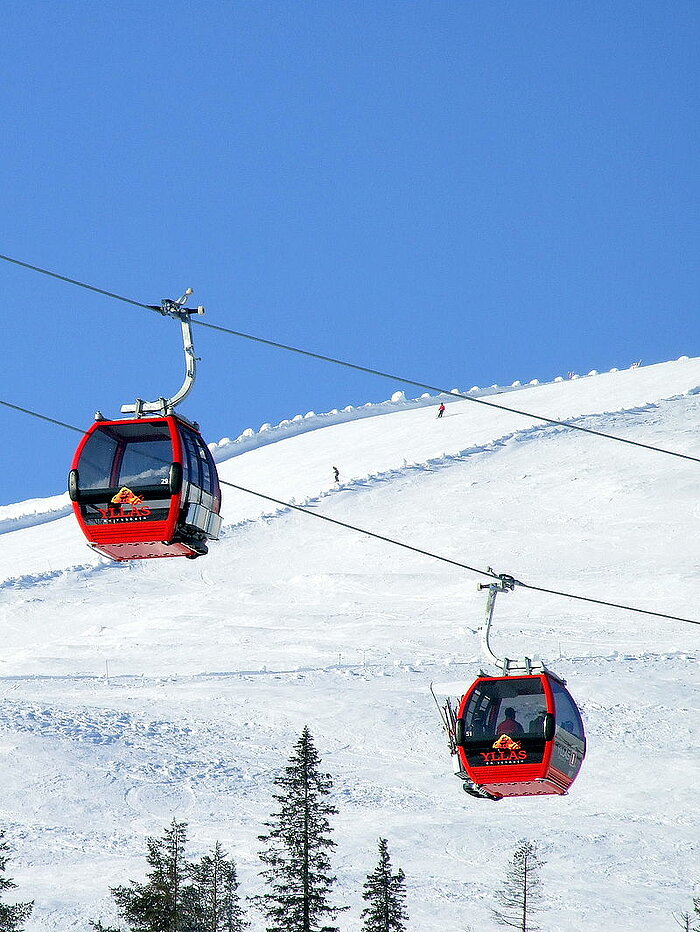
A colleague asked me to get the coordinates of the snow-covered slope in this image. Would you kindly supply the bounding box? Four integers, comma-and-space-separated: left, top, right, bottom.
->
0, 357, 698, 930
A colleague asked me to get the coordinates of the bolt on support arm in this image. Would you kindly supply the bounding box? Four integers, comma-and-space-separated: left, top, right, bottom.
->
120, 289, 205, 417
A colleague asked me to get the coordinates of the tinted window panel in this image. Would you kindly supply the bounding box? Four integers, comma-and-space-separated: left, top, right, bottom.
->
118, 440, 172, 486
78, 422, 173, 490
78, 430, 119, 489
181, 430, 203, 488
196, 436, 213, 493
551, 680, 585, 740
462, 678, 547, 741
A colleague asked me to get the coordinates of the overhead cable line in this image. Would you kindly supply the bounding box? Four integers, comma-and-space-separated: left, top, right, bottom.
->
195, 319, 700, 465
0, 399, 83, 434
1, 252, 698, 465
218, 479, 700, 627
3, 395, 697, 627
0, 253, 154, 312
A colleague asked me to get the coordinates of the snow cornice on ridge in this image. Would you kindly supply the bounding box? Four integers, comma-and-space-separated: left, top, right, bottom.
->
207, 355, 697, 465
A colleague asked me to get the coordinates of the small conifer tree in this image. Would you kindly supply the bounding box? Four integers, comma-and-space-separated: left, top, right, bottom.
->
255, 726, 346, 932
491, 840, 545, 932
361, 838, 408, 932
186, 841, 248, 932
93, 820, 191, 932
679, 898, 700, 932
674, 911, 700, 932
0, 830, 33, 932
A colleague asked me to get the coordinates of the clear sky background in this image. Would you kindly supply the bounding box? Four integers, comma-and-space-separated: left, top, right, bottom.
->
1, 1, 697, 506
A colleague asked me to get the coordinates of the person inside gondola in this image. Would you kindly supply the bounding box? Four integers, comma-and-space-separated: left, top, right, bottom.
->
528, 710, 547, 736
496, 707, 525, 739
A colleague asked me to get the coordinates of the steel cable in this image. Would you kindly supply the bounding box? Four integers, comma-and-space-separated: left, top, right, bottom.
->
1, 395, 697, 627
1, 252, 698, 464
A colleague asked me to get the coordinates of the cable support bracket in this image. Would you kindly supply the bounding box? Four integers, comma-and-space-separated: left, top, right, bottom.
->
477, 568, 547, 676
479, 572, 518, 593
120, 289, 205, 418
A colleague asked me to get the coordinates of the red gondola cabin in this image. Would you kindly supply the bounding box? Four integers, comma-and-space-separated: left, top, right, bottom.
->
454, 671, 585, 800
69, 414, 221, 561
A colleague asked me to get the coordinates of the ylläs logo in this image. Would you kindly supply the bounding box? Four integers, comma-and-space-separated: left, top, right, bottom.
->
479, 733, 528, 764
98, 487, 151, 520
493, 734, 523, 751
111, 487, 145, 507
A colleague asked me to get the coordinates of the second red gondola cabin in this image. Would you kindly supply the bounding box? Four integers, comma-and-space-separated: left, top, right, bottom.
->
454, 671, 585, 800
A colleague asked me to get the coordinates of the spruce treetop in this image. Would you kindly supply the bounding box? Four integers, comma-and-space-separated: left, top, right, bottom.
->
361, 837, 408, 932
256, 727, 346, 932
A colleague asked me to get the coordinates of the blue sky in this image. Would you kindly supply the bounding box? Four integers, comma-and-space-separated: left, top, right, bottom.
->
1, 1, 697, 505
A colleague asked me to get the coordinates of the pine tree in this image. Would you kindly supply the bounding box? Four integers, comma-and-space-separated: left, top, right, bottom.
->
674, 911, 700, 932
255, 726, 346, 932
186, 841, 248, 932
491, 840, 545, 932
361, 838, 408, 932
0, 830, 33, 932
682, 898, 700, 932
95, 820, 191, 932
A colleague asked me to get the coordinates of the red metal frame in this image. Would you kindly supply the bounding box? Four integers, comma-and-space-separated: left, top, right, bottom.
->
70, 415, 198, 561
456, 673, 583, 799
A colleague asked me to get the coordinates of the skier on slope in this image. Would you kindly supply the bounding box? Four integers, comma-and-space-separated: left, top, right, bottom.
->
437, 402, 446, 418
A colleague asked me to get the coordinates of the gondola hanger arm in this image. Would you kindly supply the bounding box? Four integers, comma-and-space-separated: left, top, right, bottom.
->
478, 571, 548, 676
120, 289, 205, 418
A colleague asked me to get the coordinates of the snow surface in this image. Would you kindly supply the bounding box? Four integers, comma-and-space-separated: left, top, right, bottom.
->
0, 356, 699, 930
